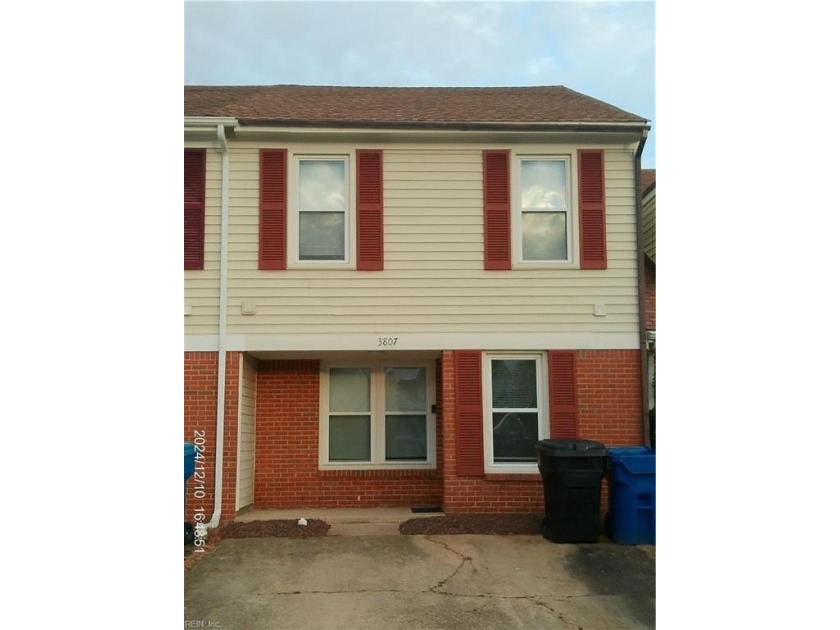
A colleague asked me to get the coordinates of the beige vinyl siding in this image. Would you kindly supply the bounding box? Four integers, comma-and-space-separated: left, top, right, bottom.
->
224, 143, 638, 336
236, 354, 257, 511
642, 189, 656, 262
184, 148, 222, 335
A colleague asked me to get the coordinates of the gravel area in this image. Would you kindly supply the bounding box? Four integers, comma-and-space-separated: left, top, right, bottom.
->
399, 513, 543, 535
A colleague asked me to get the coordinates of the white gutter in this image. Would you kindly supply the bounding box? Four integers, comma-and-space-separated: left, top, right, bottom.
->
208, 122, 232, 529
184, 116, 239, 128
233, 121, 650, 137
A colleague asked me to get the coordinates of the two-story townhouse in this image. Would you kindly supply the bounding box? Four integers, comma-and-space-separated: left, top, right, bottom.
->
184, 85, 651, 527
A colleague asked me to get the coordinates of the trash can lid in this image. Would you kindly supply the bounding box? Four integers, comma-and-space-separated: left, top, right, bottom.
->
607, 446, 653, 459
185, 442, 197, 457
607, 447, 655, 474
616, 456, 655, 474
536, 439, 606, 457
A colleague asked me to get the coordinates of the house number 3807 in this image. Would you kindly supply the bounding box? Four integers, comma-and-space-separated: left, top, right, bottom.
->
377, 337, 398, 347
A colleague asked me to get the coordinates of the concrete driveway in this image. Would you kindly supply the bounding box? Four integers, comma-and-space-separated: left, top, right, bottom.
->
184, 535, 655, 629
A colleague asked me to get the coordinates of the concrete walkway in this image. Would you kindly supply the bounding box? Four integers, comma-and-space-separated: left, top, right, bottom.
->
185, 534, 655, 629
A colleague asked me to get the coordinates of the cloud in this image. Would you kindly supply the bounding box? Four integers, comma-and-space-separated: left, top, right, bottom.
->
185, 1, 655, 165
527, 56, 557, 77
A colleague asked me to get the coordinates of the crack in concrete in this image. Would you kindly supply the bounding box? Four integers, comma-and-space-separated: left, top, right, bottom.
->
421, 536, 584, 628
533, 598, 585, 630
423, 536, 478, 593
269, 587, 583, 627
265, 537, 592, 629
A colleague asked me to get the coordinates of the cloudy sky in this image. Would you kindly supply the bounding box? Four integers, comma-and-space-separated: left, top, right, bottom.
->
185, 1, 655, 166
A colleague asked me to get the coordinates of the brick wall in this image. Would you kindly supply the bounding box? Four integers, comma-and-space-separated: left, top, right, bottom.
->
440, 349, 643, 514
577, 349, 643, 513
187, 350, 642, 518
644, 256, 656, 331
253, 359, 443, 509
577, 350, 643, 446
183, 351, 241, 525
184, 352, 217, 520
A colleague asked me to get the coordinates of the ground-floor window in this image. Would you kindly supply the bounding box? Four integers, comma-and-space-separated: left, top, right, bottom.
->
320, 360, 436, 469
482, 352, 549, 473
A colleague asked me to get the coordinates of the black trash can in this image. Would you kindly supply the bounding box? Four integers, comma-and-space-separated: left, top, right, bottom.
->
536, 439, 607, 543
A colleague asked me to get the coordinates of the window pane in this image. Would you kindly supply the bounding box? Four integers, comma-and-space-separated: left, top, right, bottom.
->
521, 160, 566, 209
299, 160, 347, 212
492, 360, 537, 408
329, 415, 371, 461
300, 212, 345, 260
385, 414, 427, 460
522, 211, 567, 261
385, 367, 426, 412
492, 412, 539, 462
329, 368, 370, 412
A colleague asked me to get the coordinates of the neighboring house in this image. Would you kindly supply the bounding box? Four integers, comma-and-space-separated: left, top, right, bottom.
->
184, 85, 652, 525
641, 169, 656, 410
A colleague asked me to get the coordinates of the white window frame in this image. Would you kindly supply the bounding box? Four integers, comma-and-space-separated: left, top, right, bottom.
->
288, 153, 355, 269
482, 351, 549, 474
512, 154, 575, 268
319, 359, 437, 470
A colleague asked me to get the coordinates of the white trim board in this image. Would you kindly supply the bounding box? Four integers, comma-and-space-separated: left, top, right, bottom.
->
185, 331, 639, 352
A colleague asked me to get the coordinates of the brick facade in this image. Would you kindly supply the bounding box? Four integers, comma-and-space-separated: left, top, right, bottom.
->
184, 352, 217, 519
184, 351, 240, 525
440, 349, 643, 514
185, 349, 641, 518
577, 350, 644, 445
252, 359, 443, 509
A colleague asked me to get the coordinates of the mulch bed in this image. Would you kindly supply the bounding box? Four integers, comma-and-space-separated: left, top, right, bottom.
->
220, 519, 331, 539
399, 513, 543, 535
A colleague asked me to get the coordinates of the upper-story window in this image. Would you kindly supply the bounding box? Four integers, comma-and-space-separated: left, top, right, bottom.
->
515, 156, 572, 264
292, 156, 352, 265
483, 149, 605, 271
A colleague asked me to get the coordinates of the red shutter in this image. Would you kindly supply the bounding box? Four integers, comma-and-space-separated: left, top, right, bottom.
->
578, 150, 607, 269
184, 149, 206, 270
356, 150, 384, 271
548, 351, 578, 438
483, 150, 511, 270
259, 149, 287, 270
454, 350, 484, 476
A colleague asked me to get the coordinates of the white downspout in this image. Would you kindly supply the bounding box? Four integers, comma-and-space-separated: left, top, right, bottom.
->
208, 123, 230, 529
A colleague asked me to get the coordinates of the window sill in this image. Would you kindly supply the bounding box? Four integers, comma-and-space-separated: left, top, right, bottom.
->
287, 261, 356, 271
511, 261, 579, 271
482, 460, 540, 477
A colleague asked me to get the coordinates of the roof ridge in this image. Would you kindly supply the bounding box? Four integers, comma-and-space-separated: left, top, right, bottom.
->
184, 84, 573, 90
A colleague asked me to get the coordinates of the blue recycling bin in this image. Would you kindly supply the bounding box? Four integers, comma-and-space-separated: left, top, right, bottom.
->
184, 443, 197, 543
606, 447, 655, 545
185, 442, 197, 484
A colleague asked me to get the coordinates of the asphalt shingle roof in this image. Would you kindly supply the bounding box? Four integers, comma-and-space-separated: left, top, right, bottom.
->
184, 85, 648, 127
